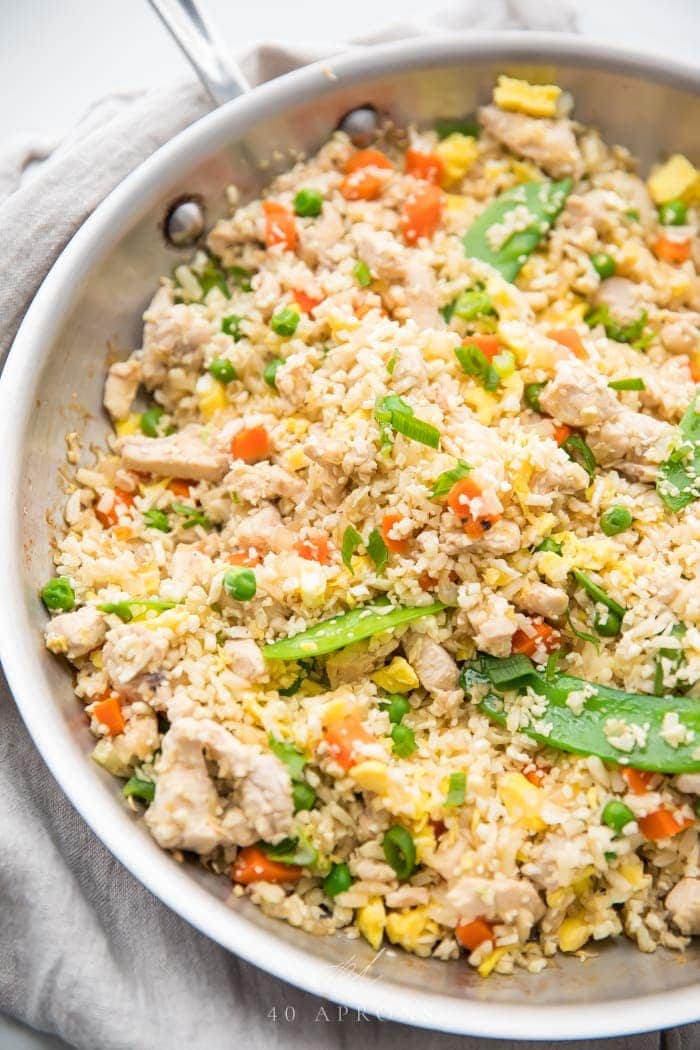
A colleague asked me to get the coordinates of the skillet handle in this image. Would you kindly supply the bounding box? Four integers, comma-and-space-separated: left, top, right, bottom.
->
147, 0, 251, 105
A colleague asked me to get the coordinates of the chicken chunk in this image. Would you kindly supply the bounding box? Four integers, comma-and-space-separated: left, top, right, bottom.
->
593, 277, 650, 327
350, 224, 442, 328
167, 546, 212, 598
298, 203, 345, 268
403, 632, 461, 711
467, 595, 516, 656
665, 878, 700, 936
222, 638, 268, 684
145, 717, 294, 854
471, 519, 522, 555
119, 428, 229, 482
661, 316, 700, 356
103, 358, 141, 421
479, 105, 583, 180
224, 461, 306, 505
103, 623, 169, 688
140, 286, 212, 388
531, 449, 589, 495
516, 582, 568, 619
587, 413, 675, 468
233, 504, 295, 557
45, 606, 106, 661
446, 875, 545, 930
539, 359, 619, 427
674, 773, 700, 795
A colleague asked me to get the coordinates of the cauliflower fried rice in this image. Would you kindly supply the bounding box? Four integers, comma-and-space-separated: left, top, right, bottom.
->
42, 75, 700, 977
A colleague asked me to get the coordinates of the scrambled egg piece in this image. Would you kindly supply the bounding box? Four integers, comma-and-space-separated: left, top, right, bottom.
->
357, 896, 386, 951
478, 946, 510, 977
647, 154, 700, 204
351, 760, 389, 795
499, 772, 546, 832
372, 657, 418, 693
115, 413, 142, 437
196, 374, 228, 420
493, 75, 561, 118
385, 906, 438, 954
436, 133, 479, 188
557, 913, 592, 953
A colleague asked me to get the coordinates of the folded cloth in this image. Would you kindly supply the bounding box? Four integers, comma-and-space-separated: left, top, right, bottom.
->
2, 2, 698, 1048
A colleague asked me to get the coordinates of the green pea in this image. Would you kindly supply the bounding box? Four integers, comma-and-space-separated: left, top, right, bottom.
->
323, 861, 352, 898
594, 609, 622, 637
600, 505, 632, 536
602, 800, 635, 835
380, 694, 410, 725
142, 509, 171, 533
263, 358, 283, 390
41, 577, 75, 612
382, 826, 416, 880
221, 314, 243, 340
391, 723, 418, 758
294, 188, 323, 217
353, 260, 372, 287
524, 382, 546, 413
270, 307, 300, 337
292, 781, 317, 813
140, 406, 164, 437
591, 252, 616, 279
223, 568, 257, 601
208, 358, 237, 384
659, 199, 687, 226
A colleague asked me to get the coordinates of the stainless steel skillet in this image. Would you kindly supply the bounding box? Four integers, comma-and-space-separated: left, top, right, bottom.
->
1, 16, 700, 1039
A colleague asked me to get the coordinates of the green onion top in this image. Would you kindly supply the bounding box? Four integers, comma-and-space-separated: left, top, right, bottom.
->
445, 771, 466, 807
353, 260, 372, 287
323, 862, 353, 897
431, 460, 472, 498
382, 826, 416, 880
608, 377, 645, 391
391, 723, 418, 758
341, 525, 363, 573
455, 344, 499, 391
374, 394, 440, 450
366, 528, 388, 574
97, 598, 178, 623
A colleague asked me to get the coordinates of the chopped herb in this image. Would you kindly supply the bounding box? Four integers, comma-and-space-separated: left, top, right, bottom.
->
353, 260, 372, 287
96, 598, 178, 623
209, 358, 237, 383
435, 117, 479, 140
584, 304, 649, 346
455, 344, 500, 391
367, 528, 388, 574
227, 265, 253, 291
263, 357, 283, 390
268, 733, 307, 781
653, 622, 687, 697
609, 377, 645, 391
657, 395, 700, 512
445, 771, 466, 807
292, 782, 317, 812
270, 307, 300, 337
391, 723, 418, 758
122, 777, 155, 803
171, 501, 211, 530
440, 301, 456, 323
221, 314, 243, 340
463, 179, 572, 282
341, 525, 363, 573
142, 508, 171, 533
431, 460, 472, 498
562, 433, 597, 480
625, 208, 640, 221
294, 188, 323, 217
198, 257, 229, 297
262, 601, 447, 660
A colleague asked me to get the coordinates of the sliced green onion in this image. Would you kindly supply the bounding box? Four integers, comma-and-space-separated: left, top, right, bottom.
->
41, 577, 75, 612
171, 501, 212, 530
367, 528, 388, 574
659, 199, 687, 226
535, 537, 562, 555
380, 694, 410, 725
452, 287, 495, 321
565, 609, 601, 652
600, 506, 632, 536
430, 459, 472, 498
353, 260, 372, 287
198, 257, 229, 298
323, 862, 352, 898
445, 771, 466, 807
142, 509, 171, 533
609, 377, 645, 392
270, 307, 300, 337
122, 776, 155, 803
591, 252, 616, 279
292, 782, 317, 813
562, 434, 597, 480
570, 569, 626, 620
263, 833, 317, 868
223, 568, 257, 601
374, 395, 440, 450
387, 350, 399, 375
585, 304, 649, 346
263, 357, 283, 390
227, 265, 253, 291
140, 406, 164, 437
262, 601, 447, 660
221, 314, 243, 340
97, 598, 177, 623
294, 188, 323, 217
341, 525, 363, 573
391, 723, 417, 758
455, 344, 499, 391
209, 358, 237, 383
524, 381, 546, 413
602, 800, 635, 835
382, 826, 416, 880
492, 350, 516, 379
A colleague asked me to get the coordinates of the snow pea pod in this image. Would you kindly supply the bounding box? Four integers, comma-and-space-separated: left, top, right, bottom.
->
463, 654, 700, 774
657, 395, 700, 512
263, 601, 446, 660
462, 179, 572, 282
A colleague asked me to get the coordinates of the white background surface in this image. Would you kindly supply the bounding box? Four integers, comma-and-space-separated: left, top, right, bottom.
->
3, 0, 700, 145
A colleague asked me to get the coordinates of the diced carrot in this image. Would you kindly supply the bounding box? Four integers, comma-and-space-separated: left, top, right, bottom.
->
455, 917, 494, 953
638, 808, 694, 841
292, 288, 324, 313
622, 768, 654, 794
294, 535, 330, 564
340, 170, 385, 201
552, 423, 572, 446
228, 548, 262, 568
92, 694, 125, 736
167, 478, 192, 499
464, 334, 501, 361
548, 328, 586, 358
690, 353, 700, 384
404, 148, 445, 185
262, 200, 297, 251
345, 149, 394, 174
447, 476, 501, 538
96, 488, 135, 529
231, 845, 302, 885
524, 767, 548, 787
653, 235, 691, 264
401, 183, 443, 244
231, 426, 271, 463
381, 512, 410, 554
323, 715, 375, 771
419, 572, 437, 591
512, 621, 561, 658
